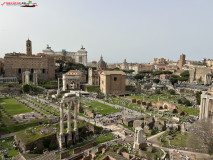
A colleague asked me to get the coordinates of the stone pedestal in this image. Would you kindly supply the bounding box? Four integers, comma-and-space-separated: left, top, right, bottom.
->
58, 133, 66, 149
66, 131, 72, 147
133, 127, 147, 150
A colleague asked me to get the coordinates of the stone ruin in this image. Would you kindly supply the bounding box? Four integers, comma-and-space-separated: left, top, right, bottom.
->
22, 70, 38, 85
57, 92, 80, 150
133, 127, 147, 150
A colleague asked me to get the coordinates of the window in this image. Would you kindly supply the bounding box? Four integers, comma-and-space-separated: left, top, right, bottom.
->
18, 68, 21, 74
42, 69, 45, 73
114, 77, 117, 81
31, 69, 34, 74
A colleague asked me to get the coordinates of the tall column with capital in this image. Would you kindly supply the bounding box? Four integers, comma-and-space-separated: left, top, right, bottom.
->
74, 101, 79, 143
58, 102, 65, 149
67, 101, 72, 146
62, 75, 66, 91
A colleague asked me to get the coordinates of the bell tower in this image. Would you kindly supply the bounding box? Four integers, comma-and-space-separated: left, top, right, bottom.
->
26, 38, 32, 56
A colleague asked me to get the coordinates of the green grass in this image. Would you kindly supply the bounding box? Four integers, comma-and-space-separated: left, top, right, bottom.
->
178, 105, 199, 116
15, 124, 57, 144
0, 137, 18, 158
120, 123, 134, 132
130, 92, 179, 103
0, 119, 43, 134
0, 98, 32, 115
159, 131, 202, 150
104, 97, 143, 112
170, 132, 188, 147
96, 133, 114, 143
84, 101, 119, 115
1, 112, 13, 125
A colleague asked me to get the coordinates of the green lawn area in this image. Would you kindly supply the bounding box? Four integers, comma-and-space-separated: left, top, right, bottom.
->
31, 99, 59, 116
0, 119, 43, 134
159, 131, 202, 150
96, 133, 114, 143
170, 132, 188, 147
130, 91, 179, 103
178, 105, 199, 116
15, 124, 58, 144
84, 101, 119, 115
0, 137, 18, 158
0, 98, 32, 115
104, 97, 143, 112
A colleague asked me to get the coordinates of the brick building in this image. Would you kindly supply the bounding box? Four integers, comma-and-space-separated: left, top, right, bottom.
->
100, 70, 126, 95
4, 39, 55, 81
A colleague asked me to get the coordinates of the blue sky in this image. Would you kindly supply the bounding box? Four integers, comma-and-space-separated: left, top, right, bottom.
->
0, 0, 213, 63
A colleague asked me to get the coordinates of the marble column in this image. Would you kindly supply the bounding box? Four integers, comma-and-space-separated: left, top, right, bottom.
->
205, 98, 210, 119
58, 102, 65, 149
62, 75, 66, 91
199, 96, 204, 119
67, 101, 72, 146
74, 101, 79, 143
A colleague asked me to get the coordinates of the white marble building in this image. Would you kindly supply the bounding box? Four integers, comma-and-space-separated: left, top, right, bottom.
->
43, 45, 87, 66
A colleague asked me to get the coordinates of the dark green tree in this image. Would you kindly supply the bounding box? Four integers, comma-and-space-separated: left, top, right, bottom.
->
153, 79, 160, 84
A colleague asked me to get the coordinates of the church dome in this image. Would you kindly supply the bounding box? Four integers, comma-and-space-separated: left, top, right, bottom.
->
97, 56, 107, 70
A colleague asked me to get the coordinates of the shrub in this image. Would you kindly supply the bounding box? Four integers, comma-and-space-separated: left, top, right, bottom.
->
153, 79, 160, 84
23, 84, 30, 93
155, 89, 161, 94
168, 89, 175, 95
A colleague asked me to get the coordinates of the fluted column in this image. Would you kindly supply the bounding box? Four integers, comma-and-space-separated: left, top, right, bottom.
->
74, 101, 79, 143
67, 102, 72, 133
199, 96, 204, 119
60, 102, 64, 134
67, 101, 72, 146
62, 75, 66, 91
205, 98, 210, 119
58, 102, 65, 149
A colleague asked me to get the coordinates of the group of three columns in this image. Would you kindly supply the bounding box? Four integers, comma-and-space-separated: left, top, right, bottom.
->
58, 100, 80, 149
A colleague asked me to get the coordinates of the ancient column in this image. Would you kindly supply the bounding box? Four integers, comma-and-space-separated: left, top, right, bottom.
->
74, 101, 79, 143
33, 71, 38, 85
205, 98, 210, 119
58, 102, 65, 149
62, 75, 66, 91
181, 122, 185, 134
67, 101, 72, 146
57, 78, 60, 95
22, 72, 25, 84
25, 71, 30, 85
199, 95, 204, 119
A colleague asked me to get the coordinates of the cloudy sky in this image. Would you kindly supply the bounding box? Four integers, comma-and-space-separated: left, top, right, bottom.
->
0, 0, 213, 63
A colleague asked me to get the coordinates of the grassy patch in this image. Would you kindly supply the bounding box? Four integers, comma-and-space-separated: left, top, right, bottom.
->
0, 119, 43, 134
120, 123, 134, 132
104, 97, 143, 112
178, 106, 199, 116
84, 101, 119, 115
0, 98, 32, 115
96, 134, 114, 143
0, 137, 18, 158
